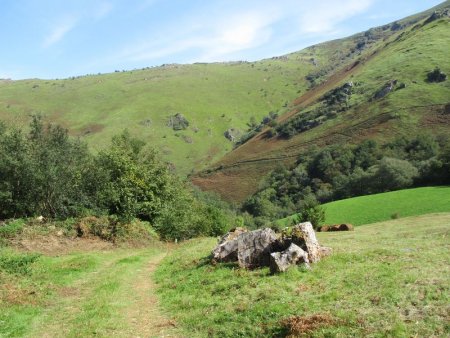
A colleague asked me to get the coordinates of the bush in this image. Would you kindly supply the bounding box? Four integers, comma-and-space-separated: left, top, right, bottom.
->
426, 68, 447, 83
294, 197, 325, 229
373, 157, 419, 191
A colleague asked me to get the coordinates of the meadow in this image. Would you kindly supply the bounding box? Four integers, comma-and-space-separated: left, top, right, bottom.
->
277, 186, 450, 227
155, 213, 450, 337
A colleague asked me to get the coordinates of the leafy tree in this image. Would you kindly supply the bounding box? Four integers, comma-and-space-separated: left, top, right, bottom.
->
293, 196, 325, 229
91, 130, 175, 223
372, 157, 419, 192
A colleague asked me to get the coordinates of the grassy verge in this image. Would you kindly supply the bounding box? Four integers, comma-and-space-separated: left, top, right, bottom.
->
155, 213, 450, 337
278, 186, 450, 227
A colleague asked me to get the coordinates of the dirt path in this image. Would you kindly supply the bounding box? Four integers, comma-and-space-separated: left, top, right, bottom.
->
24, 247, 180, 338
123, 252, 179, 338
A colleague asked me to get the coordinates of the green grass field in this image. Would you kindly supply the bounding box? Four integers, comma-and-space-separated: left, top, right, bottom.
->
278, 186, 450, 227
155, 213, 450, 337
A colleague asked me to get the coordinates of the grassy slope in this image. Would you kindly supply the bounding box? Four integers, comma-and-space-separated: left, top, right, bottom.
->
0, 245, 179, 337
155, 213, 450, 337
0, 58, 315, 176
277, 186, 450, 227
193, 7, 450, 202
4, 3, 447, 177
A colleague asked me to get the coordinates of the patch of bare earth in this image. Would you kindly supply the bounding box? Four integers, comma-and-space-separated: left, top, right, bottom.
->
124, 252, 179, 338
10, 235, 113, 255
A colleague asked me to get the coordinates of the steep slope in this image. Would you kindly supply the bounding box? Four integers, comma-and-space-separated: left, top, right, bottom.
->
193, 4, 450, 202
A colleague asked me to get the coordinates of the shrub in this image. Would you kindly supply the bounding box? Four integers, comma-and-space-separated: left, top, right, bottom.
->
426, 68, 447, 82
294, 197, 325, 229
373, 157, 419, 191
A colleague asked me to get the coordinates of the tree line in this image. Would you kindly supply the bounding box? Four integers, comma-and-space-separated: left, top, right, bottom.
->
243, 134, 450, 223
0, 116, 235, 240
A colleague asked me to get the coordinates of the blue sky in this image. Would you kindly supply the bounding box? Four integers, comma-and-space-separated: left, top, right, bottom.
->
0, 0, 444, 79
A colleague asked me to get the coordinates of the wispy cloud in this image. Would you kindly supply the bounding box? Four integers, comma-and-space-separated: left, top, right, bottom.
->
296, 0, 375, 34
113, 0, 375, 65
42, 18, 78, 48
93, 2, 114, 20
117, 7, 279, 64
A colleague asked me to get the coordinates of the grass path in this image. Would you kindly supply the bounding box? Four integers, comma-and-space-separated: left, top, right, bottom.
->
15, 247, 180, 338
122, 252, 178, 338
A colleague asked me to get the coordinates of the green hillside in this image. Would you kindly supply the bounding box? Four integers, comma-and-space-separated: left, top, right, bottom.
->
193, 5, 450, 202
0, 57, 316, 175
278, 186, 450, 226
3, 3, 448, 177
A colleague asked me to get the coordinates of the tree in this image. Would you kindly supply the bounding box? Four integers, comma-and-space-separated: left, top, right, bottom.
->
91, 130, 175, 223
372, 157, 419, 192
294, 196, 325, 229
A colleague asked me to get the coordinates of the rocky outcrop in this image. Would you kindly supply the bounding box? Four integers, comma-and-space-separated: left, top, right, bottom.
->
224, 128, 241, 142
167, 113, 189, 130
270, 243, 309, 273
212, 227, 248, 262
427, 68, 447, 83
374, 80, 397, 99
211, 222, 331, 273
237, 228, 278, 268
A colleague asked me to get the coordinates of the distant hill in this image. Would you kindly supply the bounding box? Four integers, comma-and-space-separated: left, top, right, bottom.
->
193, 1, 450, 202
0, 49, 337, 175
1, 1, 449, 186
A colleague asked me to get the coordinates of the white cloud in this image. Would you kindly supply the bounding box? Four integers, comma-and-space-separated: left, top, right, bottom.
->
42, 18, 78, 48
93, 2, 114, 20
296, 0, 375, 34
118, 8, 279, 64
91, 0, 376, 71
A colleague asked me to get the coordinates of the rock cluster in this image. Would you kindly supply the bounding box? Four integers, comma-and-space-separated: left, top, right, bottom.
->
374, 80, 397, 99
224, 128, 241, 142
167, 113, 189, 130
211, 222, 332, 274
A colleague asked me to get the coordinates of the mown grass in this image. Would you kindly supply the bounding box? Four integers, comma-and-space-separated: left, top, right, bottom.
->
0, 246, 164, 337
155, 213, 450, 337
278, 186, 450, 227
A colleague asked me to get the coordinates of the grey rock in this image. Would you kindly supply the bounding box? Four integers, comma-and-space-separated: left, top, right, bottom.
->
212, 227, 248, 262
270, 243, 310, 273
224, 128, 241, 142
374, 80, 397, 99
237, 228, 278, 268
167, 113, 189, 130
292, 222, 322, 263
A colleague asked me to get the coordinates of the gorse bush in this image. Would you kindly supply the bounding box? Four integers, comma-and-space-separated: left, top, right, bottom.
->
0, 118, 235, 240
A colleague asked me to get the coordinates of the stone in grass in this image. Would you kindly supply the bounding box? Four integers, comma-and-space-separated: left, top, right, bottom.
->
270, 243, 310, 274
237, 228, 278, 269
291, 222, 324, 263
211, 227, 248, 262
